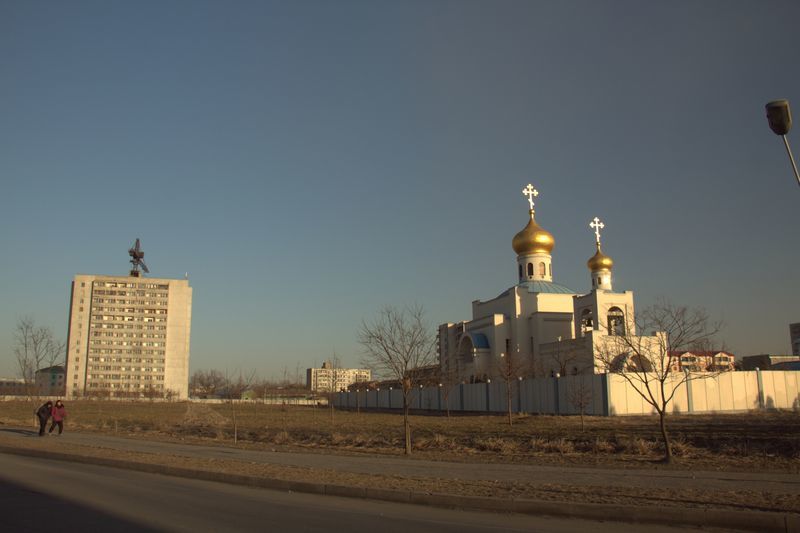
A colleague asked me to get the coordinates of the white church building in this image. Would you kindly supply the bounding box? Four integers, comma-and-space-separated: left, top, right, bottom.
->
437, 184, 662, 383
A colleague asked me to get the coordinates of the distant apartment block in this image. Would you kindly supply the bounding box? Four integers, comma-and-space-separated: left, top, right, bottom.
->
65, 275, 192, 399
791, 323, 800, 356
306, 361, 371, 393
668, 351, 736, 372
35, 365, 65, 396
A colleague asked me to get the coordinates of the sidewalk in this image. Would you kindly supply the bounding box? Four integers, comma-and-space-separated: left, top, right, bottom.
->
3, 427, 797, 496
0, 427, 797, 532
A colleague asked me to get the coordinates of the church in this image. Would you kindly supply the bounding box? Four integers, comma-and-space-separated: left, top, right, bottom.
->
437, 184, 662, 382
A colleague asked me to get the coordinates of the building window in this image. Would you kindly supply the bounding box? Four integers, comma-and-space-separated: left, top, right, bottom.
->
607, 307, 625, 336
518, 264, 523, 279
581, 309, 593, 332
538, 262, 546, 276
527, 263, 533, 277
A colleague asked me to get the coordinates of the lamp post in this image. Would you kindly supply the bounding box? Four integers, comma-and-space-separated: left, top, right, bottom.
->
765, 99, 800, 187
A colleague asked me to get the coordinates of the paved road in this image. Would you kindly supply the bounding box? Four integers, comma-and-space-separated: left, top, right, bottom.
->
2, 427, 797, 496
0, 453, 699, 533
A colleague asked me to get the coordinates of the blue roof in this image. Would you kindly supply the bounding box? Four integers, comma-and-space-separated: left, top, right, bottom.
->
521, 280, 575, 294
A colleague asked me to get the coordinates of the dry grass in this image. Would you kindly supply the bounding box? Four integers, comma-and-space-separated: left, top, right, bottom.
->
2, 400, 799, 471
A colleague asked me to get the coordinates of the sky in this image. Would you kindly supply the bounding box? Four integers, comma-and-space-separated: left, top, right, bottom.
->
1, 1, 798, 379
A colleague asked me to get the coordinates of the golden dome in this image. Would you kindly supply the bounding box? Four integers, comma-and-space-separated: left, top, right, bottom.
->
587, 245, 614, 271
512, 210, 555, 255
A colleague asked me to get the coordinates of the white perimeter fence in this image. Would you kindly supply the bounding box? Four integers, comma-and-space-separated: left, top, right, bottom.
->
334, 370, 800, 416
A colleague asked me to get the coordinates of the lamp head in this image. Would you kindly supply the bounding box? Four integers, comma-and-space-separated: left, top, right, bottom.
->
766, 99, 792, 136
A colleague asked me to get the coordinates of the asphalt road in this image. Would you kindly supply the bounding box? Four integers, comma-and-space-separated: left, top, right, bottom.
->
0, 453, 699, 533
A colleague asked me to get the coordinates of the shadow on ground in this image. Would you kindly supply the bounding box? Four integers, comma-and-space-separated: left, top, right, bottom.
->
0, 477, 158, 532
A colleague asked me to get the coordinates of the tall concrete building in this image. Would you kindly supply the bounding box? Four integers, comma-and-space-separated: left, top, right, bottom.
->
65, 275, 192, 399
790, 323, 800, 356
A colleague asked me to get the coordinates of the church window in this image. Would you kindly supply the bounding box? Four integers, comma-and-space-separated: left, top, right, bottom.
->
607, 307, 625, 336
518, 264, 523, 279
538, 262, 546, 276
527, 263, 533, 277
549, 264, 552, 276
580, 309, 593, 334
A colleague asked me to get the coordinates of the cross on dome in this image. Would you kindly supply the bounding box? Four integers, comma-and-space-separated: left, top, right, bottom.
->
590, 217, 605, 245
522, 184, 538, 210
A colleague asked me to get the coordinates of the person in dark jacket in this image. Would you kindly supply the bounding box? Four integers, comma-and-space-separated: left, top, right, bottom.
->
49, 400, 67, 435
35, 401, 53, 436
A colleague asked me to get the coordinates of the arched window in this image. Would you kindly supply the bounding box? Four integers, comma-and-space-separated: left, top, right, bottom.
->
518, 264, 523, 279
527, 263, 534, 277
607, 307, 625, 336
538, 262, 546, 276
580, 309, 593, 333
549, 264, 552, 276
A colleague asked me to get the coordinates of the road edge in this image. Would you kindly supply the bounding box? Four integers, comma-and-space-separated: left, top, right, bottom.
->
0, 444, 795, 533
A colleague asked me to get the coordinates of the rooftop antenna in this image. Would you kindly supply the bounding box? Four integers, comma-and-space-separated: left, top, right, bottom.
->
128, 238, 150, 277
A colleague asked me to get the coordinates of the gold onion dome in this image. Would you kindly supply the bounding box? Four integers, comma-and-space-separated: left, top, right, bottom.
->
512, 210, 555, 255
587, 245, 614, 272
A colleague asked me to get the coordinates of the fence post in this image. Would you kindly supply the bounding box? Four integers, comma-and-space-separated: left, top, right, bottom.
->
756, 369, 764, 409
685, 370, 694, 413
485, 381, 491, 411
553, 374, 560, 414
459, 383, 464, 411
601, 373, 610, 416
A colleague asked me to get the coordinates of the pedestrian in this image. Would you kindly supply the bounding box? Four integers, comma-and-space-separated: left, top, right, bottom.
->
49, 400, 67, 435
35, 400, 53, 436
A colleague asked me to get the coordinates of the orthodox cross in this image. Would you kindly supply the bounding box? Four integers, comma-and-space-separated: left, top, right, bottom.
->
522, 184, 538, 210
590, 217, 605, 245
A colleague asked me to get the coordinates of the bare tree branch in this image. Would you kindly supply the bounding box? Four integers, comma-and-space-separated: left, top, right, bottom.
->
358, 304, 436, 455
595, 299, 723, 463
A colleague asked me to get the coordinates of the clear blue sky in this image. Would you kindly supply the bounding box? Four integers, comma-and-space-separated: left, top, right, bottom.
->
1, 1, 798, 379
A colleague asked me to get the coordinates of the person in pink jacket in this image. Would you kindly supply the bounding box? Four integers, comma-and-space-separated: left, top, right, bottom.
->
49, 400, 67, 435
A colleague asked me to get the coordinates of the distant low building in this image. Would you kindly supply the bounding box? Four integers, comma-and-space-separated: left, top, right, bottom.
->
668, 351, 736, 372
35, 366, 65, 396
306, 361, 371, 393
741, 354, 800, 371
0, 378, 26, 396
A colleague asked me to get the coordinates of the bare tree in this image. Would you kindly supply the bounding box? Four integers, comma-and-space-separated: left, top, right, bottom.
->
358, 304, 436, 455
223, 369, 257, 444
496, 350, 528, 426
595, 300, 722, 463
325, 354, 342, 425
13, 317, 65, 397
550, 336, 581, 377
436, 361, 459, 420
189, 369, 226, 398
567, 375, 593, 431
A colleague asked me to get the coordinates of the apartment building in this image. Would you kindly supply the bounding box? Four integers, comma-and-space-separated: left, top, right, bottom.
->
306, 361, 371, 393
65, 274, 192, 399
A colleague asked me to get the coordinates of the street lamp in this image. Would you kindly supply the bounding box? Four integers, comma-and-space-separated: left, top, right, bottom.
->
765, 99, 800, 187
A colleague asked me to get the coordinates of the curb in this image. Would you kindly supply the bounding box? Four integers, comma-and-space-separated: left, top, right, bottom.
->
0, 445, 796, 533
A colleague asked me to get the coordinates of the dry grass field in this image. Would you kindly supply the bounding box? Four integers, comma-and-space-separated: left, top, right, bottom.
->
2, 399, 799, 472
